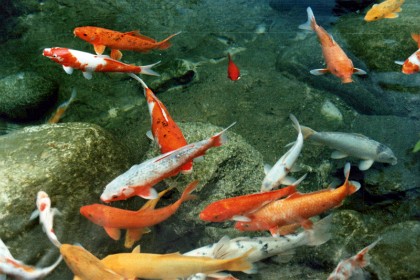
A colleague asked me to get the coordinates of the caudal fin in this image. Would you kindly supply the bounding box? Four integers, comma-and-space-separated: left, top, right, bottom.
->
298, 7, 316, 31
139, 61, 161, 76
307, 215, 332, 246
211, 122, 236, 147
156, 31, 182, 50
223, 249, 255, 273
343, 163, 361, 195
300, 125, 316, 140
179, 180, 199, 202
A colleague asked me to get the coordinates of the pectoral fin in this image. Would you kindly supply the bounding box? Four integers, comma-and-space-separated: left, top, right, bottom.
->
104, 227, 121, 240
384, 12, 399, 19
82, 71, 93, 80
310, 69, 329, 75
93, 44, 106, 55
125, 228, 150, 248
353, 68, 367, 75
232, 215, 251, 222
281, 176, 297, 185
358, 159, 374, 171
63, 66, 74, 75
331, 150, 348, 159
395, 60, 405, 65
110, 49, 123, 60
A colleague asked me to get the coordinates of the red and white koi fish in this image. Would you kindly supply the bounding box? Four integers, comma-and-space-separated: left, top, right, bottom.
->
299, 7, 366, 83
48, 88, 77, 124
227, 53, 240, 81
328, 238, 381, 280
395, 34, 420, 74
29, 191, 62, 247
261, 114, 304, 192
129, 74, 192, 174
0, 238, 62, 279
100, 123, 236, 202
42, 47, 160, 80
235, 163, 360, 236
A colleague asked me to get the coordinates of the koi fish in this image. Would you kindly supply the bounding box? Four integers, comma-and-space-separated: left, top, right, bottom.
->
0, 238, 62, 280
29, 191, 62, 247
199, 175, 305, 222
80, 181, 197, 242
299, 7, 367, 83
74, 26, 181, 60
186, 215, 332, 264
261, 114, 303, 192
47, 88, 77, 124
235, 163, 360, 236
328, 238, 381, 280
300, 125, 397, 170
227, 53, 240, 81
129, 74, 192, 174
100, 245, 253, 279
364, 0, 404, 22
59, 244, 125, 280
395, 34, 420, 74
42, 47, 159, 80
100, 122, 235, 202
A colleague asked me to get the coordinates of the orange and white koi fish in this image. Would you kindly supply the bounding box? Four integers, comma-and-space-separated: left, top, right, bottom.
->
328, 238, 381, 280
261, 114, 304, 192
74, 26, 181, 60
364, 0, 404, 22
129, 74, 192, 174
235, 163, 360, 236
100, 245, 253, 279
47, 88, 77, 124
59, 244, 125, 280
395, 34, 420, 74
299, 7, 367, 83
81, 181, 197, 242
100, 123, 235, 202
29, 191, 62, 247
227, 53, 240, 81
0, 238, 62, 279
199, 175, 305, 222
42, 47, 159, 80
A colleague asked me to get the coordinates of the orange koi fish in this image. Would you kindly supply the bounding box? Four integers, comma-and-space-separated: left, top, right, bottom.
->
235, 163, 360, 236
227, 53, 240, 81
395, 34, 420, 74
101, 245, 253, 279
81, 181, 197, 241
364, 0, 404, 22
299, 7, 367, 83
47, 88, 77, 124
74, 26, 181, 60
328, 238, 381, 280
199, 175, 306, 223
60, 244, 125, 280
42, 47, 159, 80
129, 74, 192, 174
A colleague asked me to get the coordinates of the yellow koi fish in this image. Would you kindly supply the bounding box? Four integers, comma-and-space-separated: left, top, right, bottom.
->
364, 0, 404, 21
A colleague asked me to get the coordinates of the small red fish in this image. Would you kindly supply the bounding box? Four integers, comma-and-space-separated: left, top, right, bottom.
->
227, 53, 240, 81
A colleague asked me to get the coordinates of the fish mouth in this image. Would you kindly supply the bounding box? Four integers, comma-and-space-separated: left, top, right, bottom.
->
42, 48, 52, 57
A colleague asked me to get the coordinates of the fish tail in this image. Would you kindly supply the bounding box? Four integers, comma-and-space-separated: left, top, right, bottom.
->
211, 122, 236, 147
156, 31, 182, 50
307, 215, 332, 246
300, 125, 316, 140
180, 180, 199, 202
139, 61, 161, 76
343, 163, 361, 195
127, 73, 149, 89
354, 238, 381, 267
223, 249, 255, 273
298, 7, 316, 31
289, 114, 302, 135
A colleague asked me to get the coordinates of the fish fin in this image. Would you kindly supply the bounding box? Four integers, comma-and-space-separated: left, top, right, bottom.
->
211, 122, 236, 147
290, 164, 302, 172
353, 68, 367, 75
212, 236, 235, 259
290, 173, 307, 186
281, 176, 297, 185
180, 180, 199, 202
331, 150, 348, 159
179, 161, 194, 174
298, 7, 315, 31
224, 249, 255, 273
193, 156, 205, 163
139, 61, 161, 76
140, 186, 174, 211
137, 187, 158, 200
93, 44, 106, 55
132, 245, 141, 253
384, 12, 399, 19
300, 219, 314, 230
395, 7, 402, 12
62, 66, 74, 75
146, 130, 154, 141
128, 72, 149, 88
271, 250, 295, 263
310, 68, 329, 75
104, 227, 121, 240
29, 210, 40, 220
125, 228, 149, 248
82, 71, 93, 80
73, 276, 82, 280
349, 180, 361, 194
207, 272, 239, 279
300, 125, 316, 140
156, 31, 182, 50
231, 215, 251, 222
307, 214, 332, 246
124, 31, 157, 43
263, 164, 272, 175
358, 159, 374, 170
394, 60, 405, 65
110, 49, 122, 60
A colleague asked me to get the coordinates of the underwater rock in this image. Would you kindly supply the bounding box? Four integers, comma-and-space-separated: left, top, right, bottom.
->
0, 122, 131, 278
321, 99, 343, 122
0, 72, 57, 121
150, 59, 197, 93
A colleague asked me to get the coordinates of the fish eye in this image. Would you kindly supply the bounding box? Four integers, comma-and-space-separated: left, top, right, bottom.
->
83, 33, 87, 36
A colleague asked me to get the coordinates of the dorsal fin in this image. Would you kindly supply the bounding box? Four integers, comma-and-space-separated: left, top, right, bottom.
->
124, 31, 157, 43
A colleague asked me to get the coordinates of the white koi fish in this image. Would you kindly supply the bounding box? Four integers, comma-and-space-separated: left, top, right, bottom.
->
30, 191, 62, 247
0, 238, 62, 280
328, 238, 381, 280
184, 215, 331, 265
261, 114, 303, 192
301, 126, 397, 170
42, 47, 160, 80
100, 123, 236, 202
